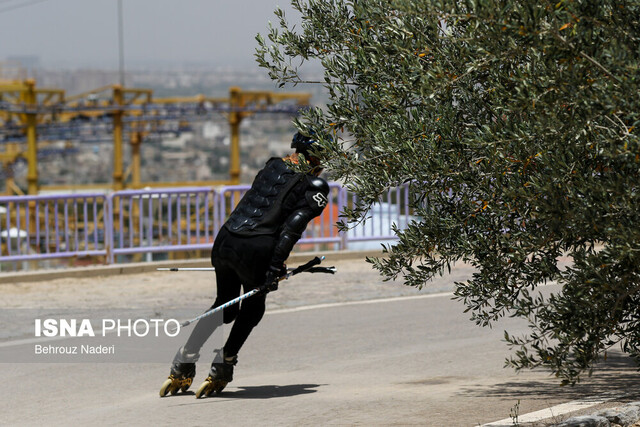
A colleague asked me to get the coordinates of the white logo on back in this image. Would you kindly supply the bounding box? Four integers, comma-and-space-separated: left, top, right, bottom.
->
312, 193, 328, 208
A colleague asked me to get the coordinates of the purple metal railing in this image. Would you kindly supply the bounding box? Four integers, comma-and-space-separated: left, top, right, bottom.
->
109, 187, 218, 264
0, 193, 109, 262
344, 185, 412, 249
0, 184, 411, 266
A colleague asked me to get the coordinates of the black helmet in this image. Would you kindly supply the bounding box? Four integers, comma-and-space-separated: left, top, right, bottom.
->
291, 131, 323, 159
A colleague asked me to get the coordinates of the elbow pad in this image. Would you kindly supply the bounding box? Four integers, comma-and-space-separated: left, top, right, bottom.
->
271, 209, 315, 268
270, 177, 328, 267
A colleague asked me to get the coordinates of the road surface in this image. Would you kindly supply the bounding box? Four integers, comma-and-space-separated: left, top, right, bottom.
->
1, 256, 638, 426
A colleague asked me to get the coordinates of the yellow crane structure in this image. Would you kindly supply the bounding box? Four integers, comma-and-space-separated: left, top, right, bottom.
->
0, 80, 311, 195
0, 79, 65, 195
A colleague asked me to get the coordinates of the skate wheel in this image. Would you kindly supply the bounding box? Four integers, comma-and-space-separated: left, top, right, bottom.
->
170, 384, 179, 395
159, 378, 173, 397
195, 380, 211, 399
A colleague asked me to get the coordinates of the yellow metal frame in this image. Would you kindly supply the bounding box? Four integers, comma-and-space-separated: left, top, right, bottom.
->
227, 86, 311, 184
0, 80, 311, 194
1, 79, 65, 194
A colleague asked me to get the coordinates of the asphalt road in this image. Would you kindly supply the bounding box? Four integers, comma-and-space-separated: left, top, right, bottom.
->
1, 257, 639, 426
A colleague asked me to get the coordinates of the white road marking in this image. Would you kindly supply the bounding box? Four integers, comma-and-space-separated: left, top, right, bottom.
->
482, 394, 619, 426
267, 279, 559, 317
0, 282, 562, 347
266, 291, 455, 315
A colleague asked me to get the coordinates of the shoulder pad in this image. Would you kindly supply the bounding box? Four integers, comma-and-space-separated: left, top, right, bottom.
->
305, 177, 329, 212
308, 176, 329, 194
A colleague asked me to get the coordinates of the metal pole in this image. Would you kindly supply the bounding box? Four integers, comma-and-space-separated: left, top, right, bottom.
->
228, 87, 242, 184
117, 0, 125, 86
131, 131, 141, 188
112, 85, 124, 191
24, 79, 38, 195
176, 288, 261, 329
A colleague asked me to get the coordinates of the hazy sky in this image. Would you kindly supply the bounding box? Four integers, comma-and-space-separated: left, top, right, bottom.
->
0, 0, 301, 68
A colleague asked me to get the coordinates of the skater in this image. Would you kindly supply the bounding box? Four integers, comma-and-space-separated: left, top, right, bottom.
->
160, 131, 329, 397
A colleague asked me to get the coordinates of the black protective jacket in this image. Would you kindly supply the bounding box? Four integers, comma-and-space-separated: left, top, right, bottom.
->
223, 157, 329, 269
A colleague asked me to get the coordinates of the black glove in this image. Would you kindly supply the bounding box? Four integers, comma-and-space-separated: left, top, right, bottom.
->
261, 264, 286, 294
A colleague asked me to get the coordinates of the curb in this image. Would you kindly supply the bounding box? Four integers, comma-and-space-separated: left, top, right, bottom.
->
554, 402, 640, 427
0, 250, 384, 285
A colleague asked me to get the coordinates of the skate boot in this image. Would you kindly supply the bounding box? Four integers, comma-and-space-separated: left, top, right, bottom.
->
159, 347, 199, 397
195, 353, 238, 398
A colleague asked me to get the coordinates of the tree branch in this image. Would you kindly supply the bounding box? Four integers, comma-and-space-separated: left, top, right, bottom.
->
553, 33, 623, 85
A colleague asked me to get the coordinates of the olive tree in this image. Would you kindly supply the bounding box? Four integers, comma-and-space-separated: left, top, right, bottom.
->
256, 0, 640, 384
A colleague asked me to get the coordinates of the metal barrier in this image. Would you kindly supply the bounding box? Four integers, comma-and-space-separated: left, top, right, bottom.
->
0, 193, 109, 262
0, 183, 411, 268
344, 185, 412, 250
109, 187, 218, 264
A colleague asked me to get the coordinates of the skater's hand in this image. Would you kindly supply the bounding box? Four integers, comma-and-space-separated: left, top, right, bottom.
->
262, 265, 285, 293
277, 263, 287, 277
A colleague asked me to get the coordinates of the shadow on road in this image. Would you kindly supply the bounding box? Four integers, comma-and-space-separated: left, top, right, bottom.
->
222, 383, 322, 399
164, 384, 323, 407
458, 352, 640, 401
